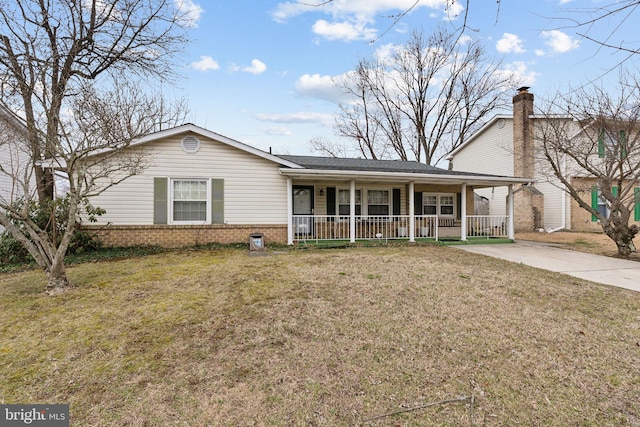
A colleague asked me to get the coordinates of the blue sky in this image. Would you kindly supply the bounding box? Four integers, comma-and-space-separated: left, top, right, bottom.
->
171, 0, 639, 156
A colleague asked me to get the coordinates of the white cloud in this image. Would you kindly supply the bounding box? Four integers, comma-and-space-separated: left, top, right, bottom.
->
174, 0, 203, 28
535, 49, 545, 57
312, 19, 377, 42
261, 126, 293, 136
191, 56, 219, 71
502, 61, 539, 87
496, 33, 525, 54
271, 1, 464, 40
294, 73, 351, 104
541, 30, 580, 53
255, 112, 334, 126
243, 59, 268, 74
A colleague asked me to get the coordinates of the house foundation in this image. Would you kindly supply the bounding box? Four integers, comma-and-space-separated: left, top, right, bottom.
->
82, 224, 288, 248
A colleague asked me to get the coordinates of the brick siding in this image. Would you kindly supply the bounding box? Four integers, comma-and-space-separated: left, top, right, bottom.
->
82, 224, 288, 248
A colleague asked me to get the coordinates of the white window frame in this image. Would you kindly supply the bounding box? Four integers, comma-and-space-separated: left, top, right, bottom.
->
170, 178, 210, 224
366, 188, 391, 217
423, 193, 456, 217
338, 188, 362, 217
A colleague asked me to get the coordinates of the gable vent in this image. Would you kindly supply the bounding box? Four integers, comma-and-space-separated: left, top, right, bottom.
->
181, 135, 200, 153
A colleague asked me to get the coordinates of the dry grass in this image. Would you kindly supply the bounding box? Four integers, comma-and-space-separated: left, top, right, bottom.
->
1, 246, 639, 426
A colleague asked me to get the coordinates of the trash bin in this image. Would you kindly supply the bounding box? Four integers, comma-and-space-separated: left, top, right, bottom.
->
249, 233, 265, 251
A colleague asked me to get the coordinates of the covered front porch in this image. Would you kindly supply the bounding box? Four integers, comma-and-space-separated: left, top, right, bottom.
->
277, 155, 530, 245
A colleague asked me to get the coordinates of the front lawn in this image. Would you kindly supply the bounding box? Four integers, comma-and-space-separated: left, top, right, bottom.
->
1, 246, 639, 425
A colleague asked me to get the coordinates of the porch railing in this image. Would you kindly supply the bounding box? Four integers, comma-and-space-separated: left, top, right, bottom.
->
293, 215, 440, 241
292, 214, 510, 241
466, 215, 509, 238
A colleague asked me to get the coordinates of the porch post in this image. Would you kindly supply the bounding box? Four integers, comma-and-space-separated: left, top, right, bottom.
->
409, 181, 415, 242
508, 184, 515, 239
350, 179, 356, 243
287, 177, 293, 245
461, 183, 467, 241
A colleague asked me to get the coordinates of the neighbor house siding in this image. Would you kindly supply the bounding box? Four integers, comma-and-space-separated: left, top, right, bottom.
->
450, 118, 514, 216
88, 135, 288, 226
450, 118, 514, 177
0, 123, 33, 232
536, 179, 566, 230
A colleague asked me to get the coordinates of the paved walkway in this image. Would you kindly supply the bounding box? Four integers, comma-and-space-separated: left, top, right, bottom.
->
454, 240, 640, 293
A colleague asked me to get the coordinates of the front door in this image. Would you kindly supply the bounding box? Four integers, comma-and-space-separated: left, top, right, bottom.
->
293, 185, 314, 237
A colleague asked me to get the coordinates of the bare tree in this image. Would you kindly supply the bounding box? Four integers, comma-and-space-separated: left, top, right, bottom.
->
0, 0, 189, 201
0, 0, 190, 294
536, 72, 640, 257
331, 28, 516, 165
557, 1, 640, 56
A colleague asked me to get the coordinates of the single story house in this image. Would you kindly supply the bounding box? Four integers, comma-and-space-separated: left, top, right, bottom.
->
83, 124, 531, 247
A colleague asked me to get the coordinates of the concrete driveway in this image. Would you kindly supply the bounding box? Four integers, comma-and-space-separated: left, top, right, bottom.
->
454, 240, 640, 292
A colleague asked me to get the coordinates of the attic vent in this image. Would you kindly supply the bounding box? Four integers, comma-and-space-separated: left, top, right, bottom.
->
181, 135, 200, 153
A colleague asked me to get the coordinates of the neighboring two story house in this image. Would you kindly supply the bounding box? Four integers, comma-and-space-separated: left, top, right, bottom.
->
448, 87, 640, 232
0, 107, 32, 232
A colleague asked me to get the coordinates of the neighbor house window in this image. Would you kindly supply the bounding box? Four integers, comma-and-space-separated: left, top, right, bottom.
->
172, 179, 208, 222
591, 186, 616, 221
598, 128, 626, 159
423, 193, 456, 216
367, 189, 390, 216
338, 189, 361, 215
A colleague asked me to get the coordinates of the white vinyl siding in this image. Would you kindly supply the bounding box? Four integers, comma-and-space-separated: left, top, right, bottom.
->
450, 119, 514, 216
450, 118, 514, 177
88, 136, 288, 225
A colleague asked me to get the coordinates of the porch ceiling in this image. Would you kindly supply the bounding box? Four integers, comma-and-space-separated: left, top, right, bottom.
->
278, 168, 533, 188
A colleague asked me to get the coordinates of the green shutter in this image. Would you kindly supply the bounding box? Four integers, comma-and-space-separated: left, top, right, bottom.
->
598, 129, 605, 158
619, 130, 627, 159
591, 186, 599, 222
635, 188, 640, 221
211, 179, 224, 224
393, 188, 401, 216
154, 177, 168, 224
612, 186, 618, 197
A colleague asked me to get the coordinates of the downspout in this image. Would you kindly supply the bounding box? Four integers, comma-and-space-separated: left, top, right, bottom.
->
508, 184, 515, 240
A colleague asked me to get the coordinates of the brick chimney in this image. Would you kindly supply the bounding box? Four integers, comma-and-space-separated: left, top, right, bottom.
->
513, 86, 534, 178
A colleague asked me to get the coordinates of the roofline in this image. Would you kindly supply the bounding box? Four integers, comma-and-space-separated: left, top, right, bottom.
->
39, 123, 305, 170
447, 114, 577, 161
279, 167, 533, 187
127, 124, 304, 169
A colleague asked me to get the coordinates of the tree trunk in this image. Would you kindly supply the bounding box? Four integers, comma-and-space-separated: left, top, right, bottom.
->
605, 222, 638, 258
45, 259, 72, 295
